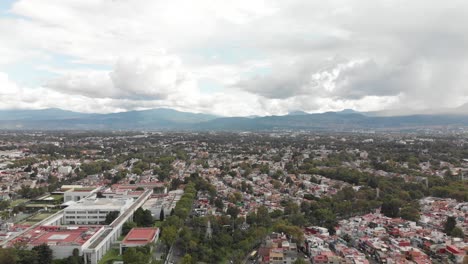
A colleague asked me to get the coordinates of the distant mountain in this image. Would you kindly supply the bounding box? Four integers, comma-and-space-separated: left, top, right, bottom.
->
0, 108, 90, 121
336, 109, 361, 115
0, 108, 218, 130
1, 108, 468, 131
287, 110, 309, 116
196, 112, 468, 131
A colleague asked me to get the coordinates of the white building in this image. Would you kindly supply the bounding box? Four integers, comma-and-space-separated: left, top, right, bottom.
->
142, 190, 183, 219
63, 198, 133, 225
58, 166, 73, 175
63, 186, 100, 202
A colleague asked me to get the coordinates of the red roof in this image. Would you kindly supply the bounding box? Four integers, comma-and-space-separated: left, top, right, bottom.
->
122, 227, 159, 246
446, 245, 462, 254
11, 226, 102, 246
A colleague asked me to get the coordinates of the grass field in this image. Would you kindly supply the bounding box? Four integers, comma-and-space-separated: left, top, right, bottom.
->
98, 248, 122, 264
9, 199, 29, 207
18, 211, 55, 225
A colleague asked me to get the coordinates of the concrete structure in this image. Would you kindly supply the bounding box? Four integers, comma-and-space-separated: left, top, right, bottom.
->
63, 198, 133, 225
10, 225, 104, 259
120, 227, 159, 254
83, 189, 152, 264
58, 166, 73, 175
2, 189, 153, 264
142, 190, 183, 219
63, 186, 100, 202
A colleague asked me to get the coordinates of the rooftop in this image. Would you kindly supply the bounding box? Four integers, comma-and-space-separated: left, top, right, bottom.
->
64, 198, 133, 211
122, 227, 159, 246
11, 226, 102, 246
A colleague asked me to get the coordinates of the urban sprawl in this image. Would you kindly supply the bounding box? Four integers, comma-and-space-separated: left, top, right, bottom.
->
0, 131, 466, 264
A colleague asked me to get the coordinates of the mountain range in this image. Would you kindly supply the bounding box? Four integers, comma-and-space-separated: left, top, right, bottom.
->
1, 107, 468, 131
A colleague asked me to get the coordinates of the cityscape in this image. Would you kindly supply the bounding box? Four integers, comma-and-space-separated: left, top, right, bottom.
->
0, 131, 466, 263
1, 0, 468, 263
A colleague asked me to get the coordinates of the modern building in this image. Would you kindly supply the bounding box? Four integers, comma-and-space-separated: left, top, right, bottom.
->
63, 186, 100, 202
120, 227, 160, 254
10, 225, 104, 259
63, 198, 133, 225
142, 190, 183, 219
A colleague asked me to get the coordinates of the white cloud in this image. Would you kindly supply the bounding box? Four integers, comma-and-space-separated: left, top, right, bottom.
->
46, 54, 198, 100
1, 0, 468, 115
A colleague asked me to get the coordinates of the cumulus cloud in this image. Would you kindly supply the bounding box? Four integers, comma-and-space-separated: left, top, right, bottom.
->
1, 0, 468, 115
46, 54, 197, 100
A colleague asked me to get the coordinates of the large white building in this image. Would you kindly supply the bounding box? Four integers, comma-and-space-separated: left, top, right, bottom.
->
10, 225, 105, 259
63, 198, 133, 225
58, 166, 73, 175
63, 186, 100, 202
142, 189, 183, 219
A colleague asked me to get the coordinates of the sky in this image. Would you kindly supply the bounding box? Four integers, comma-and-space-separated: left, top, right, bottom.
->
0, 0, 468, 116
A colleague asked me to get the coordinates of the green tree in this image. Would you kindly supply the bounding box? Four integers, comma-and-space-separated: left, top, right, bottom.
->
160, 209, 165, 221
214, 198, 224, 210
122, 248, 149, 264
0, 248, 17, 264
181, 254, 193, 264
227, 206, 240, 219
400, 205, 420, 222
104, 211, 119, 224
16, 249, 38, 264
161, 225, 177, 247
134, 207, 154, 227
256, 206, 271, 227
450, 227, 464, 238
122, 221, 137, 236
381, 199, 401, 218
444, 216, 457, 235
32, 244, 53, 264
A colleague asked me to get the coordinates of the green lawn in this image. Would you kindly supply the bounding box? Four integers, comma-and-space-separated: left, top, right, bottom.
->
31, 212, 55, 220
9, 199, 29, 207
98, 248, 122, 264
18, 212, 55, 225
50, 194, 64, 201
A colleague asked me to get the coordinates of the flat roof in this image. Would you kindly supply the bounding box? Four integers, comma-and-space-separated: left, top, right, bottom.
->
64, 198, 132, 211
10, 226, 103, 246
122, 227, 158, 246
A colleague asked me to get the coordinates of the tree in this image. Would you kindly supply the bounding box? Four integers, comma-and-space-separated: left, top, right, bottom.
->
381, 199, 401, 218
256, 206, 271, 227
0, 248, 17, 264
451, 227, 464, 238
270, 209, 283, 219
16, 249, 38, 264
227, 206, 240, 219
32, 244, 53, 264
122, 221, 137, 236
160, 209, 165, 221
122, 248, 150, 264
134, 208, 154, 227
161, 225, 177, 247
444, 216, 457, 235
104, 211, 119, 224
214, 198, 224, 210
181, 254, 193, 264
400, 205, 420, 222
